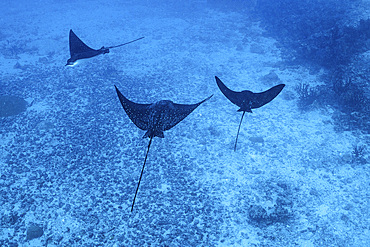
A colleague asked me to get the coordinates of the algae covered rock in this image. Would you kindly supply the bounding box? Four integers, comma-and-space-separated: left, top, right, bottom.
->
26, 224, 44, 240
0, 95, 27, 117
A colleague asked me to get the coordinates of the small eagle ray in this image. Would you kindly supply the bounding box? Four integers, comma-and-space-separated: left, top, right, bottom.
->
215, 76, 285, 151
66, 29, 144, 66
115, 85, 212, 211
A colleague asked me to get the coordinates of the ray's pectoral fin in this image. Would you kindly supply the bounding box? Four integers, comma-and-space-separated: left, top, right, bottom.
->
115, 85, 152, 132
215, 76, 242, 107
163, 95, 213, 132
250, 84, 285, 109
66, 29, 108, 66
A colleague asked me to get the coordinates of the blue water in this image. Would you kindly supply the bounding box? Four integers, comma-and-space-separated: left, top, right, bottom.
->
0, 0, 369, 246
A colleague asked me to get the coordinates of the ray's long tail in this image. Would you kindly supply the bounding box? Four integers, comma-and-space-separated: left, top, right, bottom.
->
108, 37, 144, 49
131, 136, 152, 212
234, 111, 245, 151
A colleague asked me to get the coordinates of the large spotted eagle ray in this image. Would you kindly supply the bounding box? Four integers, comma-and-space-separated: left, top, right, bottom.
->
66, 29, 144, 66
115, 85, 212, 211
215, 76, 285, 151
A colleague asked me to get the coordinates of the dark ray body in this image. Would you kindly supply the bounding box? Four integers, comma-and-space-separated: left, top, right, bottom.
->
215, 76, 285, 151
115, 85, 212, 211
66, 29, 144, 66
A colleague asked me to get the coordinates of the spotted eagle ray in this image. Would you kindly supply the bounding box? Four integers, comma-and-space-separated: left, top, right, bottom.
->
115, 85, 212, 211
215, 76, 285, 151
66, 29, 144, 66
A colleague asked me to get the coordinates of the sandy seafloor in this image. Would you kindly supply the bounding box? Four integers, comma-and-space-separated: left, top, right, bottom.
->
0, 0, 369, 246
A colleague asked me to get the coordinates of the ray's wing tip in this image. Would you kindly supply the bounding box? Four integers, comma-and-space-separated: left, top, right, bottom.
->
200, 94, 213, 105
276, 83, 286, 92
114, 86, 125, 103
114, 85, 122, 94
215, 76, 222, 83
